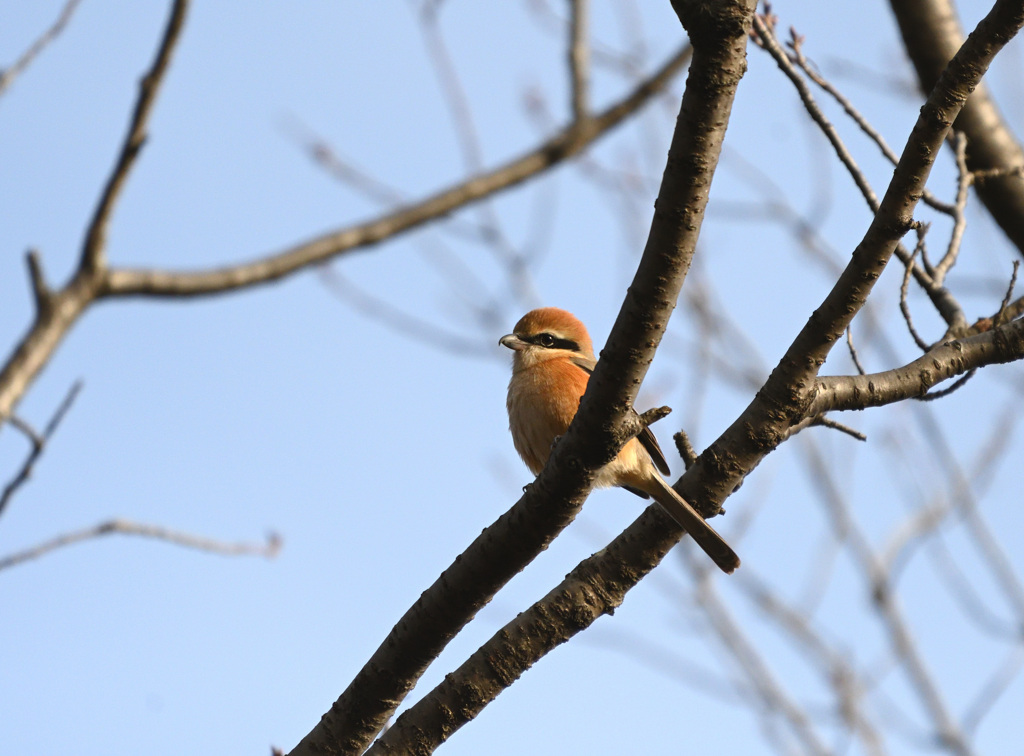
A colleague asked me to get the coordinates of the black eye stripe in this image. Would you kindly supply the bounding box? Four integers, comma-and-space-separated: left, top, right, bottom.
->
521, 332, 580, 351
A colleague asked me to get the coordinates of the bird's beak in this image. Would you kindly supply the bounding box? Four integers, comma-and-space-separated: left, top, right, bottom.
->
499, 334, 527, 351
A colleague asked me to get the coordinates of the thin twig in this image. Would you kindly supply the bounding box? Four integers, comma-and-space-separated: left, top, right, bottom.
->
80, 0, 189, 272
971, 165, 1024, 183
961, 648, 1024, 735
845, 325, 867, 375
753, 15, 878, 214
418, 0, 533, 291
25, 248, 52, 315
811, 415, 867, 441
734, 572, 888, 756
900, 232, 932, 352
803, 441, 974, 756
913, 368, 976, 401
787, 29, 954, 216
317, 266, 490, 358
695, 572, 834, 756
0, 381, 83, 518
754, 13, 968, 333
0, 519, 281, 572
993, 261, 1020, 327
932, 133, 971, 285
568, 0, 590, 120
0, 0, 83, 98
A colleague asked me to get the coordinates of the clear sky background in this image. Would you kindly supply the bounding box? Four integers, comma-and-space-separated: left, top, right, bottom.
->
2, 1, 1023, 754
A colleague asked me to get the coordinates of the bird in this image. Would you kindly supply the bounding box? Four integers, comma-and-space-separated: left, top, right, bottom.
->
499, 307, 740, 574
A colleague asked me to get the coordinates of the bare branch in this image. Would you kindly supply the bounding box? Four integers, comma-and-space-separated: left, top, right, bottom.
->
753, 13, 969, 334
349, 3, 757, 751
802, 442, 974, 755
0, 381, 82, 519
695, 574, 833, 756
846, 325, 867, 375
810, 415, 867, 441
899, 233, 932, 351
0, 38, 692, 424
932, 133, 972, 284
812, 318, 1024, 414
0, 0, 83, 98
0, 519, 280, 572
25, 248, 51, 315
568, 0, 590, 120
683, 0, 1024, 521
80, 0, 189, 272
889, 0, 1024, 255
103, 42, 692, 299
786, 28, 954, 216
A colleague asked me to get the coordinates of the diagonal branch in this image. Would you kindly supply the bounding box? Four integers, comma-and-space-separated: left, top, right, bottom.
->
682, 0, 1024, 513
80, 0, 189, 272
0, 0, 83, 98
356, 2, 757, 752
0, 381, 82, 519
102, 43, 691, 299
0, 0, 191, 427
0, 41, 692, 426
752, 14, 967, 333
889, 0, 1024, 256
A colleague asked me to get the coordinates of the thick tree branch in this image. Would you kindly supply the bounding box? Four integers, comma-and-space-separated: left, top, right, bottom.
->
889, 0, 1024, 255
359, 2, 757, 752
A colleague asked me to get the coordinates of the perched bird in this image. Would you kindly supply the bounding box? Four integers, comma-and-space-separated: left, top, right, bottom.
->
500, 307, 740, 574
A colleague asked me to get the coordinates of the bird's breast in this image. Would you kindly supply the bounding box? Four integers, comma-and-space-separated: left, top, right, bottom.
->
506, 360, 587, 475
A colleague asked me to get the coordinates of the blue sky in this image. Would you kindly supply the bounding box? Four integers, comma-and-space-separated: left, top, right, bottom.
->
2, 1, 1023, 754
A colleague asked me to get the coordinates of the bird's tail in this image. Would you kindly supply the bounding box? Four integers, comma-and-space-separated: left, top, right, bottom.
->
648, 476, 740, 574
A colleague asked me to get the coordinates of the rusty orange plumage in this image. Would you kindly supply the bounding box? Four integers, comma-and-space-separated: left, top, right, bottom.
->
500, 307, 740, 574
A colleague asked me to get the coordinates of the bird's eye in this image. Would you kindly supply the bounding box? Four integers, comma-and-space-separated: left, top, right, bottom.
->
537, 333, 556, 347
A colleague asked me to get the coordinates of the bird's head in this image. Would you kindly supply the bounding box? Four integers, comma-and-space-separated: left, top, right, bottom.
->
499, 307, 596, 369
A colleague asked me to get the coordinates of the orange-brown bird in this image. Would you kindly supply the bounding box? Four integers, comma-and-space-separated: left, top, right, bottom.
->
500, 307, 740, 574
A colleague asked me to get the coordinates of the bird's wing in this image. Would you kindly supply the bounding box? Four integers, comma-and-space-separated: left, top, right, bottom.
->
569, 354, 671, 476
637, 427, 671, 476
